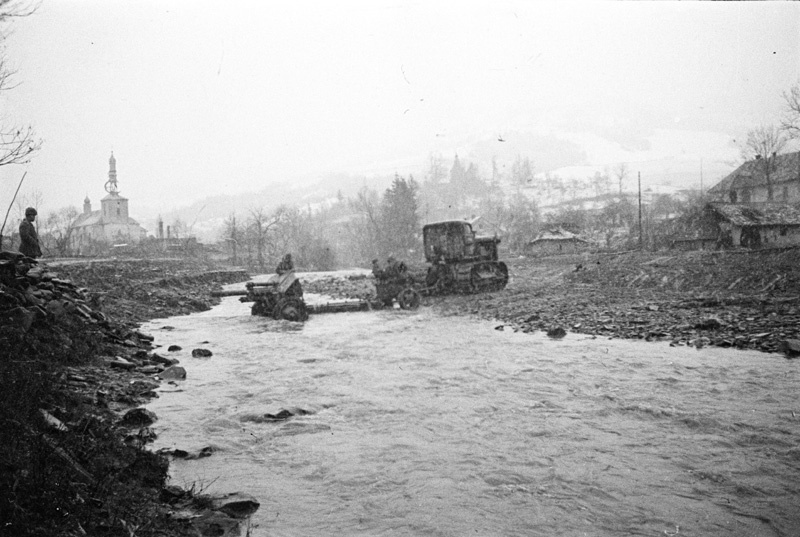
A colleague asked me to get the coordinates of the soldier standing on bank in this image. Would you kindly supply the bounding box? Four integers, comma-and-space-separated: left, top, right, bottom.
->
19, 207, 42, 259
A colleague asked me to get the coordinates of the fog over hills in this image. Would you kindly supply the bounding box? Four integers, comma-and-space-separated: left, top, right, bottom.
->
140, 125, 741, 242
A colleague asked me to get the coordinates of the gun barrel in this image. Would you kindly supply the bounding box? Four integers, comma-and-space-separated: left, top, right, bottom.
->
211, 289, 250, 297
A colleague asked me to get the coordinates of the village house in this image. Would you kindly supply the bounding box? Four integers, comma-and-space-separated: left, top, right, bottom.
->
690, 151, 800, 249
525, 227, 592, 256
70, 153, 148, 254
705, 202, 800, 249
708, 151, 800, 204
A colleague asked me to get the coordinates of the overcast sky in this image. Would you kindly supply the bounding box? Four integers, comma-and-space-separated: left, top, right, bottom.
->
1, 0, 798, 217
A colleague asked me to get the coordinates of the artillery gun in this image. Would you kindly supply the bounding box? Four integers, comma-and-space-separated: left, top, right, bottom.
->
212, 270, 420, 322
421, 220, 508, 294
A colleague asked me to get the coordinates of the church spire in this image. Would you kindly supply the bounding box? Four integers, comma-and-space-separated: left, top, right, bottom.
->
105, 152, 119, 194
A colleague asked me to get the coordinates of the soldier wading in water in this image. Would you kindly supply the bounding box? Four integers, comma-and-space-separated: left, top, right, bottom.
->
373, 255, 410, 306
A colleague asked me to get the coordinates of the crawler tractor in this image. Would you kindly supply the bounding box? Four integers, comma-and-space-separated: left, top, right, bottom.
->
422, 220, 508, 294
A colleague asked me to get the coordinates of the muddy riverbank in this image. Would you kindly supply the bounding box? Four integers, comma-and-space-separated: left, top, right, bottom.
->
442, 248, 800, 355
306, 248, 800, 355
0, 256, 251, 536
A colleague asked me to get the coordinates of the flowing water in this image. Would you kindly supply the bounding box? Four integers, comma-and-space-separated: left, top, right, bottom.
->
143, 276, 800, 537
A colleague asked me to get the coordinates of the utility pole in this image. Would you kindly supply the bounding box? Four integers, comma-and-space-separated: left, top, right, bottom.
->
638, 171, 643, 249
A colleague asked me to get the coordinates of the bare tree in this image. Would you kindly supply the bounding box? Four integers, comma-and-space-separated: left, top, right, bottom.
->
505, 195, 540, 253
344, 187, 384, 262
613, 163, 629, 195
782, 80, 800, 140
781, 81, 800, 182
170, 217, 185, 238
0, 3, 42, 168
510, 155, 534, 191
247, 206, 285, 271
742, 124, 787, 201
41, 205, 78, 256
591, 171, 611, 197
221, 212, 241, 264
425, 152, 447, 185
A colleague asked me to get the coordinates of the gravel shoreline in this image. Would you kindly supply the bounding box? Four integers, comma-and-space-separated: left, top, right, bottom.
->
304, 249, 800, 355
429, 250, 800, 355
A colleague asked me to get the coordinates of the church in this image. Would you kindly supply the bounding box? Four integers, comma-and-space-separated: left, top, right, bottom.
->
70, 153, 148, 254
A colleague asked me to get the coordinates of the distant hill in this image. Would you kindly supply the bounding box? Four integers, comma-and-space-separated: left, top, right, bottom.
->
139, 173, 398, 242
136, 127, 738, 242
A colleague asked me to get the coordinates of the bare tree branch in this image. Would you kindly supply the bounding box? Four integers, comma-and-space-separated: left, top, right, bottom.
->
0, 2, 42, 168
781, 81, 800, 139
0, 125, 41, 166
0, 0, 38, 21
613, 162, 629, 195
742, 124, 787, 202
742, 124, 787, 161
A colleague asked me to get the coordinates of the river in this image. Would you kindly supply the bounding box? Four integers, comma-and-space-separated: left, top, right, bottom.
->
143, 277, 800, 537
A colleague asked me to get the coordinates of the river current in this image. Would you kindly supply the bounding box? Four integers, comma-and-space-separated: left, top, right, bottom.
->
143, 275, 800, 537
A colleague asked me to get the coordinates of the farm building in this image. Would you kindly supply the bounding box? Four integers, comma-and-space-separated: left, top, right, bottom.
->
707, 151, 800, 204
706, 202, 800, 248
525, 228, 592, 255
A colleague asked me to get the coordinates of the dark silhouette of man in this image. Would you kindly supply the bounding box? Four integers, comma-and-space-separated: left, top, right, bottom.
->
19, 207, 42, 259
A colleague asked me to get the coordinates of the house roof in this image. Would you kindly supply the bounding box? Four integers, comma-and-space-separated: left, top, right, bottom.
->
708, 151, 800, 195
72, 210, 145, 229
529, 227, 589, 244
707, 202, 800, 226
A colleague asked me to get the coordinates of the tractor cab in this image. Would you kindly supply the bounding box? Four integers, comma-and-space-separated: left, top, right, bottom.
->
423, 220, 499, 262
422, 220, 507, 294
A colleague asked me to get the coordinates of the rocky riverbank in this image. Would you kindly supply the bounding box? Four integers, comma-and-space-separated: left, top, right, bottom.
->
304, 248, 800, 356
0, 255, 252, 537
434, 248, 800, 355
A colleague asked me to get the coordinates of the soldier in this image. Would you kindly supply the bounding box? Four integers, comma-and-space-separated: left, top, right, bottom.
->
19, 207, 42, 259
371, 258, 385, 281
427, 246, 449, 290
276, 253, 294, 275
385, 256, 406, 280
275, 253, 303, 298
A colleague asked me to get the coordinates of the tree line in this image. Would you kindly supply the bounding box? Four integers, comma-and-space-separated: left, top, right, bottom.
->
218, 174, 421, 271
4, 149, 711, 266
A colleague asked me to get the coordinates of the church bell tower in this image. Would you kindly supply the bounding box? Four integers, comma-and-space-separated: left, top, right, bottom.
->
101, 152, 129, 221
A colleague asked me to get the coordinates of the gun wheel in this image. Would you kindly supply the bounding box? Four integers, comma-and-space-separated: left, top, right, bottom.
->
251, 301, 268, 316
272, 297, 308, 321
397, 288, 421, 310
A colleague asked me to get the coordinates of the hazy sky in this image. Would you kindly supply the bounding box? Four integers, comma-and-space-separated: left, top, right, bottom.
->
1, 0, 798, 217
